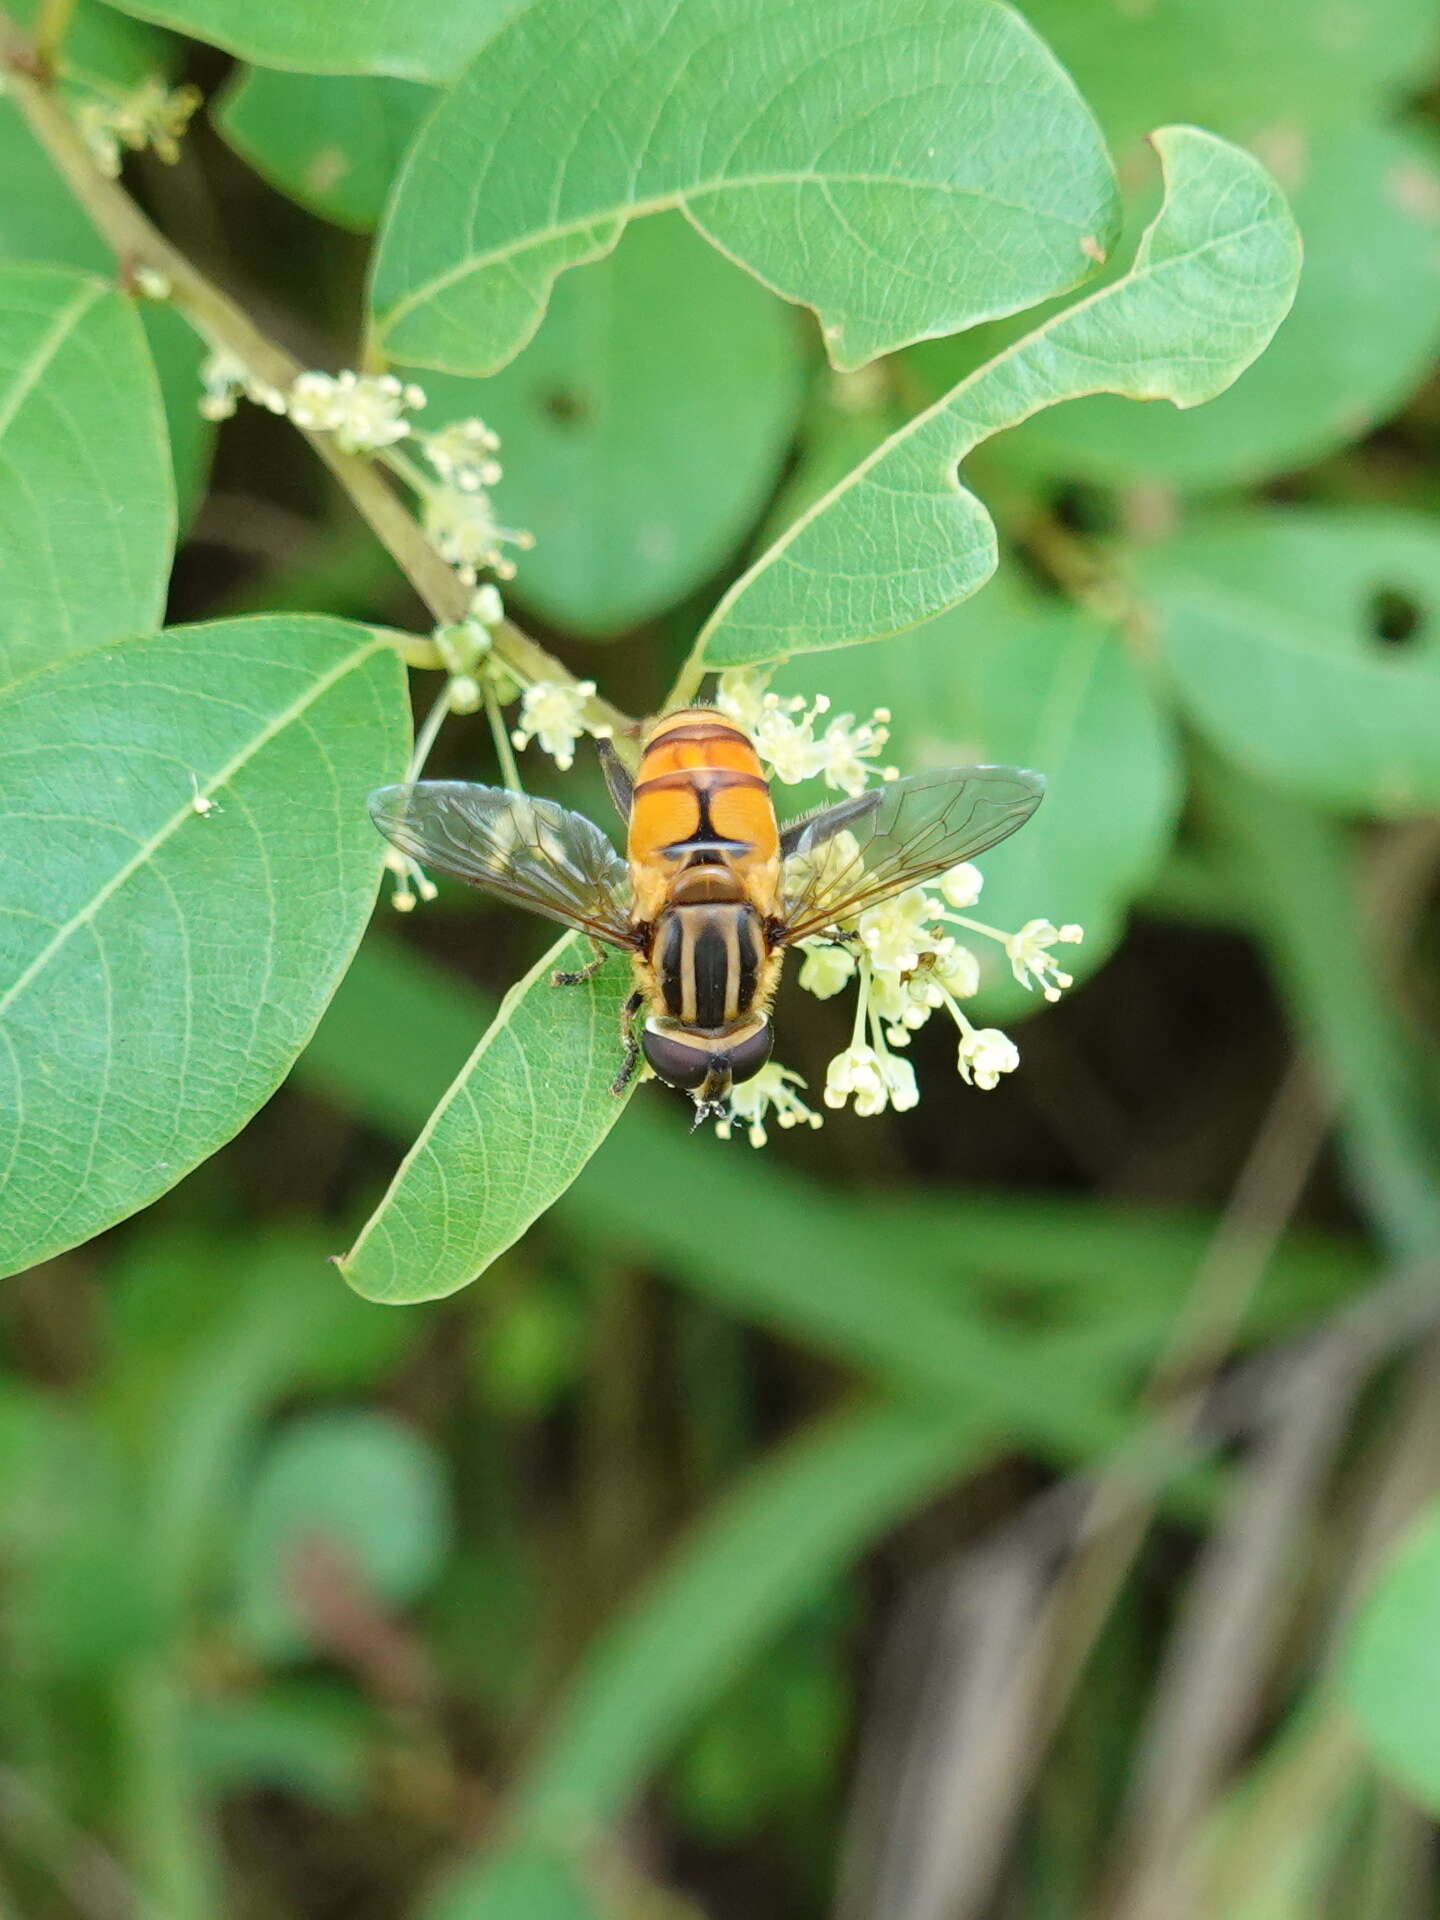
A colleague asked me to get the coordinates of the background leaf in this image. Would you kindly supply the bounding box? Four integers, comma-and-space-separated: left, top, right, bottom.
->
101, 0, 528, 81
369, 0, 1118, 374
1342, 1500, 1440, 1814
214, 68, 433, 232
1148, 510, 1440, 817
0, 616, 409, 1277
949, 124, 1440, 490
691, 125, 1300, 674
0, 265, 174, 683
416, 213, 806, 637
339, 939, 637, 1305
232, 1410, 452, 1659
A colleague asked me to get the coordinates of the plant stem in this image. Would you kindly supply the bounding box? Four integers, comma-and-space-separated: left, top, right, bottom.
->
32, 0, 76, 63
0, 8, 631, 746
485, 682, 525, 791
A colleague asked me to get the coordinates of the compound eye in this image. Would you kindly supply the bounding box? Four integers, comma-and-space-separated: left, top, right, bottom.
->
642, 1028, 713, 1092
725, 1022, 774, 1086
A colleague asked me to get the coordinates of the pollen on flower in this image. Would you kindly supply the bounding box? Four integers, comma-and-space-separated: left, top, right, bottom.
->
424, 484, 533, 584
422, 417, 503, 492
510, 680, 596, 772
287, 370, 424, 453
714, 1062, 823, 1147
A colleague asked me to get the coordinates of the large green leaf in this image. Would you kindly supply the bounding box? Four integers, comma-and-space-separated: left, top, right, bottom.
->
338, 939, 638, 1305
0, 266, 174, 684
1148, 510, 1440, 818
690, 126, 1299, 675
1342, 1501, 1440, 1814
214, 68, 433, 232
772, 571, 1181, 1012
418, 213, 805, 637
100, 0, 527, 81
232, 1411, 451, 1658
0, 616, 409, 1278
963, 124, 1440, 490
1017, 0, 1439, 152
369, 0, 1118, 375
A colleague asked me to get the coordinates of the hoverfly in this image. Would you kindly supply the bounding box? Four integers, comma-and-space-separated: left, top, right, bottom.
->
369, 706, 1044, 1122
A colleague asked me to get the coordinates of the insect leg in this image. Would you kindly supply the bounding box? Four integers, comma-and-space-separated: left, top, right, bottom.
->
552, 935, 608, 987
610, 990, 644, 1097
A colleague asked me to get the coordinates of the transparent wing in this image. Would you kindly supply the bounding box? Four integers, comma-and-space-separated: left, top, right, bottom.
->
368, 782, 634, 946
778, 766, 1045, 943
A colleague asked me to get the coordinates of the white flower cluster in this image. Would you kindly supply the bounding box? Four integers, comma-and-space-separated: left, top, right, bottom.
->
715, 668, 896, 797
288, 370, 426, 454
76, 75, 201, 177
193, 357, 531, 586
510, 679, 604, 773
714, 840, 1082, 1142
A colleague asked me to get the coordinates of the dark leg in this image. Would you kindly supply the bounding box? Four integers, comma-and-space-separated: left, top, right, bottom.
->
552, 935, 608, 987
610, 990, 644, 1096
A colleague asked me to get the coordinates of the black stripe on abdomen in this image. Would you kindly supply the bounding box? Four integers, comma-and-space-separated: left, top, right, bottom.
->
659, 914, 684, 1017
690, 918, 731, 1029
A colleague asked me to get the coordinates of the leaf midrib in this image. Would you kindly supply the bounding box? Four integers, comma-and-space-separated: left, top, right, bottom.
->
0, 634, 389, 1021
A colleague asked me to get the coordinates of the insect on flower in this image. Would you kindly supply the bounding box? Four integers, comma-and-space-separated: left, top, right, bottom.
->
368, 708, 1044, 1126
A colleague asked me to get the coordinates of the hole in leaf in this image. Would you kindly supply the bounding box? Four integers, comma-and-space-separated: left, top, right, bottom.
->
1369, 586, 1424, 650
542, 388, 590, 426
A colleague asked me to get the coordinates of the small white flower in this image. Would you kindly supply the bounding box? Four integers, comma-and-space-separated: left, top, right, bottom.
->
796, 941, 857, 1000
197, 349, 286, 421
714, 1062, 823, 1147
784, 829, 863, 919
753, 702, 826, 785
423, 417, 503, 491
823, 1044, 890, 1117
133, 266, 172, 301
470, 584, 505, 627
287, 370, 423, 453
810, 708, 896, 797
425, 484, 532, 583
932, 940, 981, 998
939, 862, 984, 909
511, 680, 595, 772
714, 667, 770, 734
856, 888, 934, 978
956, 1026, 1020, 1091
79, 76, 201, 175
1005, 919, 1084, 1002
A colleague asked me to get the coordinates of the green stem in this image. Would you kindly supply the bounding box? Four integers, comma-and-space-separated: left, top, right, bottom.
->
0, 9, 631, 745
485, 680, 524, 792
32, 0, 76, 63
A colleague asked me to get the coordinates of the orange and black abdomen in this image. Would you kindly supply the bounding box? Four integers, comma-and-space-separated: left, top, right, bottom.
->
627, 708, 781, 923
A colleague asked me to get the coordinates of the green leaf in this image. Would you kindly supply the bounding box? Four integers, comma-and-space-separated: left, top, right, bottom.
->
965, 124, 1440, 490
0, 616, 409, 1278
0, 266, 174, 684
1148, 509, 1440, 818
691, 126, 1300, 674
215, 68, 433, 232
422, 1400, 981, 1919
100, 0, 528, 81
1017, 0, 1440, 152
1342, 1501, 1440, 1814
772, 571, 1181, 1011
232, 1411, 451, 1659
417, 213, 805, 637
338, 940, 637, 1304
369, 0, 1118, 375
